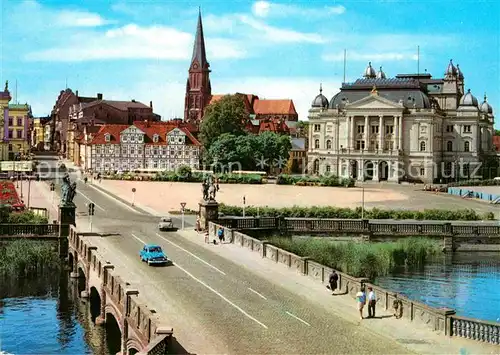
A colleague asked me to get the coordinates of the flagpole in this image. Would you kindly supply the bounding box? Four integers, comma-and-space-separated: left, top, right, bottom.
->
343, 49, 347, 84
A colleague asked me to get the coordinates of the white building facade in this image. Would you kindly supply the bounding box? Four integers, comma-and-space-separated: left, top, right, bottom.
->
80, 123, 200, 172
308, 61, 496, 183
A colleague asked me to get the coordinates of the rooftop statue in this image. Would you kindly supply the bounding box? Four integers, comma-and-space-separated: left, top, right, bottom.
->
60, 173, 77, 206
4, 80, 8, 92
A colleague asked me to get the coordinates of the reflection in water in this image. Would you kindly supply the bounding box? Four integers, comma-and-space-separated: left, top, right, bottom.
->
0, 271, 121, 355
376, 252, 500, 322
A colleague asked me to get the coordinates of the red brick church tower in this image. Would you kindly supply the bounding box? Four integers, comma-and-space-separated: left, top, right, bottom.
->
184, 9, 211, 124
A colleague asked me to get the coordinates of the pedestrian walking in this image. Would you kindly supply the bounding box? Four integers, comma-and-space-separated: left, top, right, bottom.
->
217, 227, 225, 244
195, 215, 201, 232
367, 286, 377, 318
356, 287, 366, 320
328, 270, 339, 295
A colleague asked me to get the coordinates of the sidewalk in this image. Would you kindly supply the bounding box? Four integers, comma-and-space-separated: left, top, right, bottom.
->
15, 180, 58, 222
176, 229, 499, 355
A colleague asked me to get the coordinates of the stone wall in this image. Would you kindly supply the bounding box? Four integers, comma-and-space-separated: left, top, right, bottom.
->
209, 222, 500, 345
68, 226, 173, 354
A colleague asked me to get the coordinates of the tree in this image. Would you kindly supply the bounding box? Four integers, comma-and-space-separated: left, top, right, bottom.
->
495, 129, 500, 136
254, 131, 292, 172
199, 95, 247, 149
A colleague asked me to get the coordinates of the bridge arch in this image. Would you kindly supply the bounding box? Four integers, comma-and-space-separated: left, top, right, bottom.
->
89, 287, 101, 323
104, 310, 122, 355
104, 304, 123, 333
126, 337, 143, 355
77, 263, 87, 294
68, 252, 74, 271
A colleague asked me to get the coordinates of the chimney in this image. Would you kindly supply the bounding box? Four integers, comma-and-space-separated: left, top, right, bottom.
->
97, 93, 103, 100
150, 101, 153, 109
76, 90, 79, 97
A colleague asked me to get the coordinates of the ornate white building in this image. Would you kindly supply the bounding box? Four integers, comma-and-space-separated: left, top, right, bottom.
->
308, 60, 496, 183
78, 121, 200, 172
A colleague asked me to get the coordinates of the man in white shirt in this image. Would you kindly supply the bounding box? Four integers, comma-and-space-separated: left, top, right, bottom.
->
367, 286, 376, 318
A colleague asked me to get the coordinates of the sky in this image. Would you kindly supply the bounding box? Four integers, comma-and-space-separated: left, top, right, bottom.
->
1, 0, 499, 128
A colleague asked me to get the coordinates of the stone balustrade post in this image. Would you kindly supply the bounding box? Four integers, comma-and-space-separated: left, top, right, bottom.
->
120, 289, 139, 355
95, 287, 107, 326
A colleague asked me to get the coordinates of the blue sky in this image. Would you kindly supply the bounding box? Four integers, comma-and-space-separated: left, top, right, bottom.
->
1, 0, 499, 128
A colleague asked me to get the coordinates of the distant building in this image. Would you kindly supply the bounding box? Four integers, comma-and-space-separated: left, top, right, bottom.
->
307, 61, 496, 183
0, 81, 31, 160
493, 135, 500, 152
183, 11, 298, 134
31, 116, 50, 150
76, 121, 201, 172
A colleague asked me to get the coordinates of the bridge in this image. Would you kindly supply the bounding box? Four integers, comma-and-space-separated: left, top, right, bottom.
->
67, 226, 173, 355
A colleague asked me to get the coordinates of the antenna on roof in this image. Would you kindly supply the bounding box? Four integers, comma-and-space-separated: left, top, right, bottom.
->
343, 49, 347, 84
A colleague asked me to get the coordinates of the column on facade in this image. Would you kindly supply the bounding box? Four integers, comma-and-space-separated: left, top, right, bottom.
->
348, 116, 354, 150
358, 158, 364, 181
364, 116, 369, 150
378, 115, 384, 151
398, 116, 403, 151
392, 116, 398, 150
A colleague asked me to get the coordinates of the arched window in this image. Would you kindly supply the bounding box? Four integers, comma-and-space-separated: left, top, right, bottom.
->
420, 141, 426, 152
326, 140, 332, 149
447, 141, 453, 152
104, 133, 110, 142
314, 139, 320, 149
464, 141, 470, 152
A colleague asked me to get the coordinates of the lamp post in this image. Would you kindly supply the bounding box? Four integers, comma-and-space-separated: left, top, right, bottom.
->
131, 187, 136, 206
26, 175, 31, 209
180, 202, 186, 230
242, 196, 246, 217
50, 182, 55, 206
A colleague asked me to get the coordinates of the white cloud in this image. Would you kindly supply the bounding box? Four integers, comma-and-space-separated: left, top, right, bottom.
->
251, 1, 346, 18
323, 51, 418, 62
55, 10, 110, 27
239, 16, 326, 44
25, 24, 246, 62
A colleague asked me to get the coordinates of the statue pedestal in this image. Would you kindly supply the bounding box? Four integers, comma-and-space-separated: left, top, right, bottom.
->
58, 204, 76, 258
199, 199, 219, 231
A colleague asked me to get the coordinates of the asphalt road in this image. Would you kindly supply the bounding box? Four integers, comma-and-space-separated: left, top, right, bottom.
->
67, 181, 411, 354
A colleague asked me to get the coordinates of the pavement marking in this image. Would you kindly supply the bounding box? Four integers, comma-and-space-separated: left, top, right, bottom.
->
83, 180, 140, 214
155, 233, 226, 276
248, 287, 267, 300
173, 260, 268, 330
285, 311, 311, 327
131, 233, 148, 245
132, 233, 267, 330
77, 190, 105, 211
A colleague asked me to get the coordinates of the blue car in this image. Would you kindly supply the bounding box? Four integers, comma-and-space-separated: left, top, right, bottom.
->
140, 244, 169, 266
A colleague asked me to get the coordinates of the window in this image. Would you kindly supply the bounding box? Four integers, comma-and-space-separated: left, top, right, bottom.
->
446, 141, 453, 152
16, 130, 22, 139
130, 147, 135, 155
371, 125, 379, 134
357, 125, 365, 134
314, 139, 320, 149
122, 135, 128, 143
463, 125, 471, 133
17, 118, 23, 126
153, 161, 158, 169
8, 144, 12, 151
420, 167, 425, 176
8, 117, 13, 126
464, 141, 470, 152
356, 140, 365, 150
420, 141, 426, 152
96, 146, 101, 154
314, 124, 321, 132
153, 147, 159, 155
170, 149, 175, 156
153, 134, 159, 143
385, 125, 394, 134
326, 140, 332, 149
326, 165, 331, 172
162, 147, 167, 155
122, 146, 128, 155
8, 129, 13, 139
138, 135, 143, 142
138, 146, 143, 155
446, 125, 454, 132
104, 133, 111, 142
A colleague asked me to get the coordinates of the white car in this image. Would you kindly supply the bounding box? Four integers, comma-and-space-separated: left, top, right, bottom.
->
158, 217, 175, 231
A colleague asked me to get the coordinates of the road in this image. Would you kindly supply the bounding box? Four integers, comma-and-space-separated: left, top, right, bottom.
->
65, 181, 411, 354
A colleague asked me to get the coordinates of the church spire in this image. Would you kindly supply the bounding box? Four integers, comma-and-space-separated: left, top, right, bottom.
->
191, 7, 208, 68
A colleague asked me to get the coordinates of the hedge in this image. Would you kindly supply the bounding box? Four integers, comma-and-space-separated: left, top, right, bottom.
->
0, 208, 49, 224
276, 174, 356, 187
268, 237, 440, 279
102, 171, 263, 184
448, 179, 500, 187
218, 204, 495, 221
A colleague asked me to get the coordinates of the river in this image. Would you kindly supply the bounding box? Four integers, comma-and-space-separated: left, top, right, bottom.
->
376, 252, 500, 322
0, 271, 121, 354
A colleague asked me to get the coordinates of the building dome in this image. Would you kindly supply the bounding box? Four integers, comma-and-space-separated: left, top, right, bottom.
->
459, 89, 478, 107
480, 94, 493, 114
311, 84, 329, 108
456, 64, 464, 80
376, 66, 386, 79
363, 62, 376, 78
445, 59, 457, 77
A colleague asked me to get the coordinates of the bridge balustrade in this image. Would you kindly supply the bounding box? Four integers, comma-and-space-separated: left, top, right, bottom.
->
0, 223, 59, 236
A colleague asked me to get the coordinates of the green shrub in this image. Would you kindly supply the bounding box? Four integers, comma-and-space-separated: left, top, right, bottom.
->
276, 174, 355, 187
218, 204, 493, 221
152, 171, 263, 184
267, 237, 440, 279
0, 209, 48, 224
0, 240, 60, 275
448, 179, 500, 187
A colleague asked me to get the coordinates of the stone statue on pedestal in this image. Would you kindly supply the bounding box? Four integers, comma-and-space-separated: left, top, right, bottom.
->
60, 173, 77, 206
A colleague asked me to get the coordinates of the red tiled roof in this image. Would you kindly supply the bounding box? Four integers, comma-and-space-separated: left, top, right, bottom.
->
493, 135, 500, 151
88, 121, 200, 146
253, 99, 297, 115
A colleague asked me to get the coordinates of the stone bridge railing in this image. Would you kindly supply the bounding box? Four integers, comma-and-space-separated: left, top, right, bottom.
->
209, 222, 500, 346
68, 226, 173, 355
216, 217, 500, 252
0, 223, 59, 236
